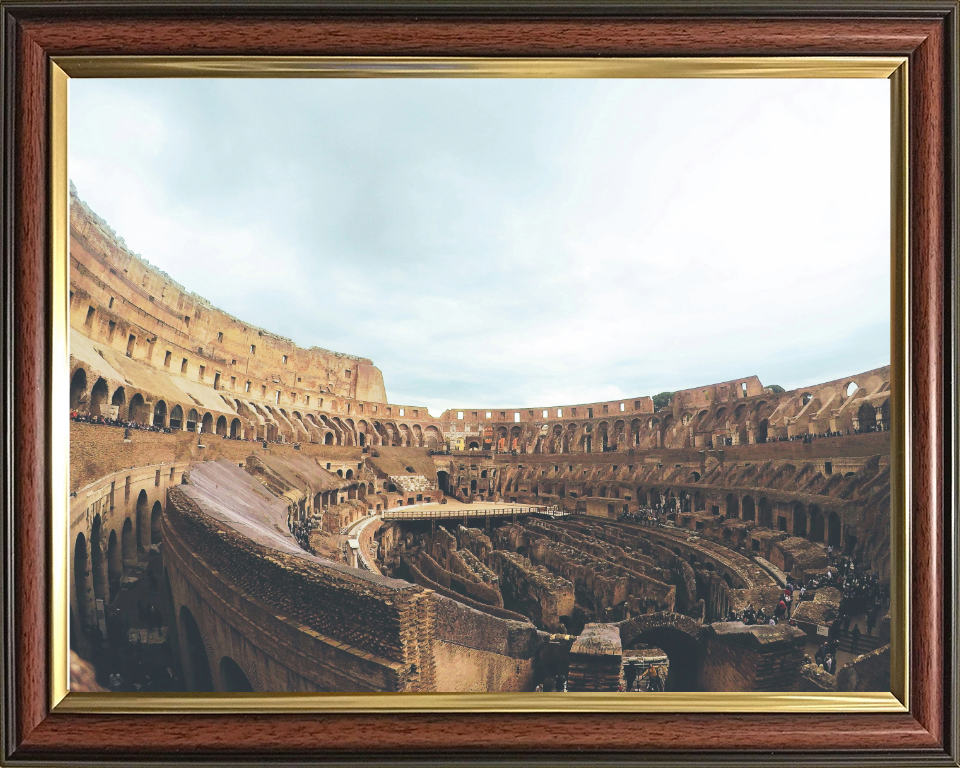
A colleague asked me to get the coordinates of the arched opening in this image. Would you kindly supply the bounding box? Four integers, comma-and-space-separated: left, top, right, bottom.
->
151, 501, 163, 544
827, 511, 842, 548
220, 656, 254, 692
437, 471, 450, 494
470, 479, 477, 492
129, 393, 149, 424
111, 386, 126, 409
324, 432, 334, 445
809, 504, 825, 543
201, 412, 213, 434
186, 408, 199, 432
169, 404, 184, 430
69, 368, 87, 410
856, 401, 877, 432
121, 517, 137, 574
230, 418, 241, 438
90, 377, 109, 413
136, 490, 149, 552
693, 490, 704, 511
152, 399, 167, 428
725, 493, 738, 519
846, 381, 859, 397
345, 469, 354, 480
758, 497, 772, 528
741, 496, 755, 522
757, 419, 768, 443
625, 627, 700, 692
215, 415, 227, 435
801, 392, 813, 406
792, 502, 807, 538
180, 605, 214, 691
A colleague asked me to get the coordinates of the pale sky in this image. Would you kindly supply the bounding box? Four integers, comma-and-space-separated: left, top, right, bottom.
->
69, 77, 891, 416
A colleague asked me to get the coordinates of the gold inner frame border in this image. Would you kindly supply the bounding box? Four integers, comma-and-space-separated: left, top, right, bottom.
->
49, 55, 909, 714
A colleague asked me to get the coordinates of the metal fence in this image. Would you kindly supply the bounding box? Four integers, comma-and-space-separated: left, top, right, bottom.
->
382, 504, 564, 521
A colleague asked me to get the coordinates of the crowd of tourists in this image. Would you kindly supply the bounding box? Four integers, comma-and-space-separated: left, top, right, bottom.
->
289, 517, 316, 550
70, 410, 174, 433
619, 507, 668, 526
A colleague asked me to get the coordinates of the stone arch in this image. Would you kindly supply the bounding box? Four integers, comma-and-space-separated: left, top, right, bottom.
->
170, 404, 184, 430
216, 415, 228, 436
230, 418, 242, 438
69, 367, 88, 410
424, 425, 442, 450
618, 613, 703, 691
90, 377, 109, 413
121, 516, 137, 572
152, 399, 168, 428
437, 470, 450, 494
136, 490, 149, 551
741, 495, 756, 522
186, 408, 199, 432
129, 392, 149, 424
725, 493, 739, 519
180, 605, 214, 691
793, 502, 807, 538
758, 497, 772, 528
151, 501, 163, 544
809, 504, 825, 543
201, 412, 213, 434
219, 656, 255, 692
856, 401, 877, 432
111, 386, 126, 409
324, 432, 334, 445
827, 510, 842, 548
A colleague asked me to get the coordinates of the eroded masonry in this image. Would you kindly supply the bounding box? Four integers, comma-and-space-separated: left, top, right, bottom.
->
68, 184, 892, 694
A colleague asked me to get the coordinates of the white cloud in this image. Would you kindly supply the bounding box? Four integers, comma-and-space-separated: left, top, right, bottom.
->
70, 77, 890, 414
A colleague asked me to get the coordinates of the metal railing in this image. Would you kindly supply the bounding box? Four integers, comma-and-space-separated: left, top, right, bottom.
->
382, 504, 564, 521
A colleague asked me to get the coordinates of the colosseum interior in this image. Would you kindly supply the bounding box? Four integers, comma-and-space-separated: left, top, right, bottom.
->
68, 184, 892, 695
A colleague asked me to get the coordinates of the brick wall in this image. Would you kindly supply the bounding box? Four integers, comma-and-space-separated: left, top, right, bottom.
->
165, 488, 434, 677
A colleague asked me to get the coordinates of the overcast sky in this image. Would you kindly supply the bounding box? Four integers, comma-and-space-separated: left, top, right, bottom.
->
70, 77, 890, 416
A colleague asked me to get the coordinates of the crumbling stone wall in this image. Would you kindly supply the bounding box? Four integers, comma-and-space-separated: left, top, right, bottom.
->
698, 621, 807, 692
164, 487, 437, 691
836, 644, 891, 692
489, 551, 575, 632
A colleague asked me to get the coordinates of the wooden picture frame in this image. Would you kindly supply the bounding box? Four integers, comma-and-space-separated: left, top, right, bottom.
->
1, 1, 957, 765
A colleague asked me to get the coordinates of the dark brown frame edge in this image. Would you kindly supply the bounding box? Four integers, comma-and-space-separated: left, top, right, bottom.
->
1, 2, 957, 766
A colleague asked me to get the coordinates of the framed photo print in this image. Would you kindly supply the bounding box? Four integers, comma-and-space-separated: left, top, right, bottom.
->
0, 1, 957, 766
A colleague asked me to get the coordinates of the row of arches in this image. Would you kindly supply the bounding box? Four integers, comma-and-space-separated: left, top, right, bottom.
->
499, 411, 776, 455
72, 490, 163, 635
71, 365, 446, 448
179, 605, 255, 692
